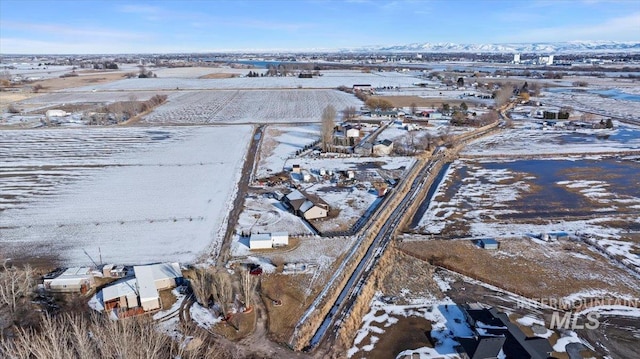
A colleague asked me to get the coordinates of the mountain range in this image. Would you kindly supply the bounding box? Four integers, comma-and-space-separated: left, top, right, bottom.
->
344, 41, 640, 53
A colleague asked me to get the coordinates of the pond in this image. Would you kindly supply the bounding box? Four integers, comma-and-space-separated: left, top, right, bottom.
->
413, 158, 640, 228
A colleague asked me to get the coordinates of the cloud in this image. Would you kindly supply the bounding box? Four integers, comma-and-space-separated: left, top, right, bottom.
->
502, 12, 640, 42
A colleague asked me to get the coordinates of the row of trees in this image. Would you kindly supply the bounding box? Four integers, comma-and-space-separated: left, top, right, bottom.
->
0, 313, 233, 359
190, 267, 258, 320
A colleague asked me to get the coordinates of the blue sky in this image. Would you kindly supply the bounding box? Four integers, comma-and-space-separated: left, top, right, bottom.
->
1, 0, 639, 54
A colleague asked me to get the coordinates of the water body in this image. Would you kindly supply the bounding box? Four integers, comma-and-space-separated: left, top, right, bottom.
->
546, 87, 640, 102
559, 127, 640, 145
480, 159, 640, 219
413, 158, 640, 226
409, 162, 452, 228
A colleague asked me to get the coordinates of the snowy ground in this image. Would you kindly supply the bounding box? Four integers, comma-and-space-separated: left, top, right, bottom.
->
377, 119, 474, 144
541, 87, 640, 120
17, 91, 165, 107
348, 295, 473, 359
230, 233, 356, 283
414, 158, 640, 269
0, 126, 252, 265
235, 195, 312, 236
463, 122, 640, 156
255, 125, 320, 179
142, 89, 361, 124
62, 70, 424, 92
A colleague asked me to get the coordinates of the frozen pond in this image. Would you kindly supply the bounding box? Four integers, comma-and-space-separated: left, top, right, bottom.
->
413, 158, 640, 233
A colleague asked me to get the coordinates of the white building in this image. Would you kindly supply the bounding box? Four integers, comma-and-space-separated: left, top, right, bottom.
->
373, 140, 394, 156
44, 267, 95, 294
132, 262, 182, 312
102, 278, 139, 311
250, 233, 273, 250
271, 232, 289, 247
45, 109, 67, 118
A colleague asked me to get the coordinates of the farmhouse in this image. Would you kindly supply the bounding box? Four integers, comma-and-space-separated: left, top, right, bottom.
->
97, 262, 183, 314
457, 303, 553, 359
44, 267, 95, 294
102, 278, 139, 311
282, 189, 329, 220
373, 139, 394, 156
133, 262, 183, 312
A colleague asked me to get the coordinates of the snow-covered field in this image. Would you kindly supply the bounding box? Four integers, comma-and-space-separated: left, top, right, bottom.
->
18, 91, 166, 106
62, 70, 424, 91
142, 90, 361, 124
463, 123, 640, 156
542, 87, 640, 120
255, 125, 320, 178
0, 126, 253, 265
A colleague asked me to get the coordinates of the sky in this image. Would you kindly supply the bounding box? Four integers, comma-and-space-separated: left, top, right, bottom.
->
1, 0, 639, 54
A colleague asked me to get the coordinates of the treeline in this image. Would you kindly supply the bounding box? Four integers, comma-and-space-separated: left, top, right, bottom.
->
85, 94, 168, 124
0, 313, 233, 359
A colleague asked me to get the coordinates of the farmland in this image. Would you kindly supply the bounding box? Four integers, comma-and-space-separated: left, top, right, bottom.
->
0, 126, 253, 265
143, 89, 362, 124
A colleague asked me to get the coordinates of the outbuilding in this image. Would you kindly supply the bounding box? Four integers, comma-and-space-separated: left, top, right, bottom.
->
271, 232, 289, 247
373, 139, 394, 156
102, 278, 139, 311
44, 267, 95, 294
479, 238, 499, 250
250, 233, 273, 250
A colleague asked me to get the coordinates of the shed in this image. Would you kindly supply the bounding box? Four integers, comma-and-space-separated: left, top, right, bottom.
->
292, 164, 301, 174
479, 238, 499, 250
271, 232, 289, 247
250, 233, 272, 250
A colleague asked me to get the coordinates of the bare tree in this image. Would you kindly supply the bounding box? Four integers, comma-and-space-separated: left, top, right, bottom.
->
494, 85, 513, 107
0, 262, 34, 316
342, 106, 356, 120
410, 102, 417, 115
240, 270, 258, 310
209, 270, 232, 318
321, 105, 336, 151
191, 268, 212, 308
